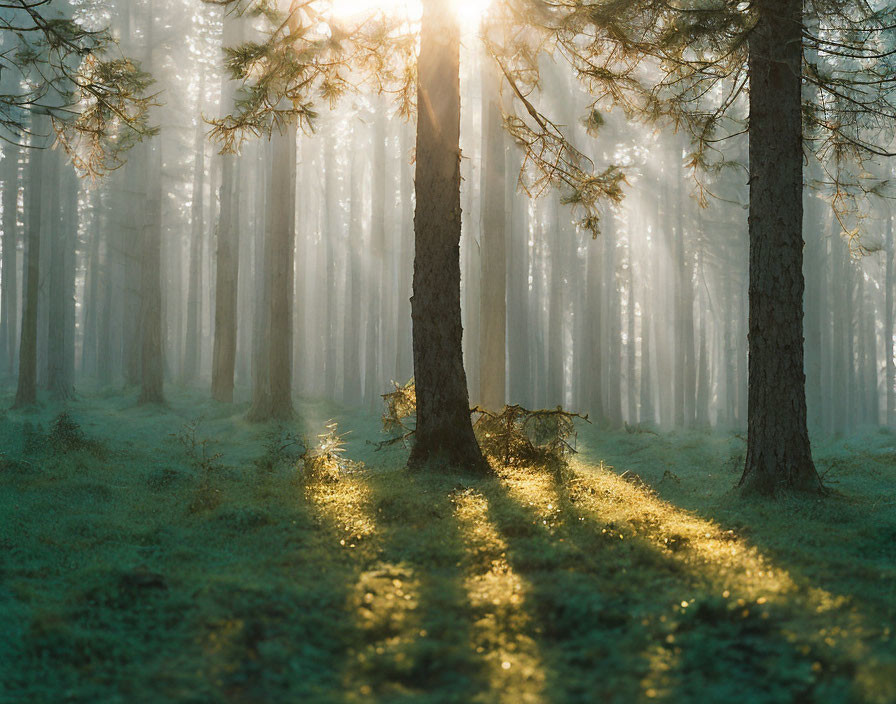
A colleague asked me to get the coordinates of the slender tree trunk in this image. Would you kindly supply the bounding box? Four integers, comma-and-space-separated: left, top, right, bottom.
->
47, 158, 76, 400
343, 141, 363, 405
478, 57, 506, 411
507, 142, 530, 405
183, 113, 205, 384
408, 0, 487, 472
547, 201, 564, 407
364, 105, 386, 408
394, 124, 414, 383
211, 22, 242, 404
211, 150, 240, 402
267, 123, 297, 420
13, 129, 44, 408
248, 141, 271, 420
2, 145, 18, 380
139, 138, 165, 405
626, 250, 637, 423
886, 211, 894, 426
739, 0, 820, 494
98, 219, 114, 387
603, 214, 622, 426
585, 214, 604, 420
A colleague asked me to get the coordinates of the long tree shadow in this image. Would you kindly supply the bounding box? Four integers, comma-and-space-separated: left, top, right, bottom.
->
576, 428, 896, 628
478, 461, 890, 703
316, 469, 490, 703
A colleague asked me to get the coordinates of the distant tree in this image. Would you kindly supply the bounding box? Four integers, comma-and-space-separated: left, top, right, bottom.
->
478, 56, 507, 412
3, 1, 154, 408
211, 15, 244, 404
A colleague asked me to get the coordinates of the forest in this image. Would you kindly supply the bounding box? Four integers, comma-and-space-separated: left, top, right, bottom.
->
1, 0, 895, 702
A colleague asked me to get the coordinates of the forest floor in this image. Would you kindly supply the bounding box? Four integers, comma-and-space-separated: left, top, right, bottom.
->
1, 388, 894, 704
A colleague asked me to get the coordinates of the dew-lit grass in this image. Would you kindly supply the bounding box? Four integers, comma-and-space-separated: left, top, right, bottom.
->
1, 390, 894, 703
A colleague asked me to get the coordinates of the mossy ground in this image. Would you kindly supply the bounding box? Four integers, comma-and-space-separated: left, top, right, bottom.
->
1, 389, 894, 703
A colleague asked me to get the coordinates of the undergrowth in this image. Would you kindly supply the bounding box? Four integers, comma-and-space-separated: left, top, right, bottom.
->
381, 379, 589, 469
1, 393, 893, 704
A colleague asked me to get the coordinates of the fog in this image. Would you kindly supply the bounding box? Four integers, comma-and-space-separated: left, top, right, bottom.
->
1, 0, 893, 433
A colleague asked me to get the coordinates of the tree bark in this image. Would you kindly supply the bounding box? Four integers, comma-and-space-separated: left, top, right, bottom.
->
739, 0, 820, 494
139, 138, 165, 405
886, 211, 894, 426
408, 0, 487, 472
364, 105, 386, 408
1, 145, 18, 380
212, 17, 243, 403
13, 125, 44, 409
478, 56, 506, 411
267, 122, 297, 420
183, 112, 205, 385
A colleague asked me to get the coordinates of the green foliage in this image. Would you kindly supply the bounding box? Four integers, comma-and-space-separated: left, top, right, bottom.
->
472, 405, 589, 468
300, 420, 363, 483
173, 419, 224, 512
254, 425, 304, 473
0, 5, 157, 176
380, 378, 417, 446
16, 413, 106, 459
379, 381, 589, 468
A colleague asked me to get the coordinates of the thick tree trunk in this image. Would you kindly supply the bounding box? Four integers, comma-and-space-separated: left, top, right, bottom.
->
408, 0, 487, 472
739, 0, 820, 495
13, 130, 44, 409
478, 57, 506, 411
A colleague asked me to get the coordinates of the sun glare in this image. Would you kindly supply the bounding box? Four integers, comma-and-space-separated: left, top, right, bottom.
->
329, 0, 493, 28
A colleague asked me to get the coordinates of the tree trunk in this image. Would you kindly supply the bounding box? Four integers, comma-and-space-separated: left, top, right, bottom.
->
247, 140, 271, 420
211, 150, 240, 402
343, 139, 363, 405
408, 0, 487, 472
47, 158, 76, 400
478, 58, 506, 411
364, 105, 386, 408
267, 122, 297, 420
886, 211, 894, 426
183, 114, 205, 385
739, 0, 820, 494
212, 15, 244, 402
13, 127, 44, 409
507, 141, 530, 406
1, 145, 18, 380
139, 138, 165, 405
394, 124, 415, 384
